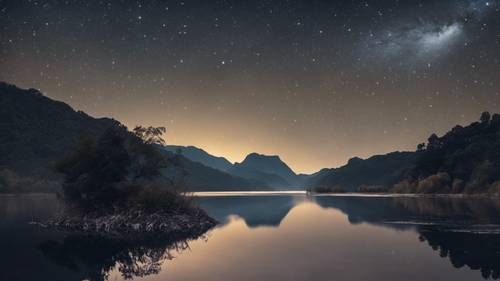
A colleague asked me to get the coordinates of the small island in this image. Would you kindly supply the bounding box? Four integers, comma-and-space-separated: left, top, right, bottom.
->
36, 124, 217, 238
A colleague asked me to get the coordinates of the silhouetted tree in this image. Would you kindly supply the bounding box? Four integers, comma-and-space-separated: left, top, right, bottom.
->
55, 124, 172, 212
427, 133, 440, 149
417, 143, 426, 151
480, 111, 491, 123
132, 126, 166, 146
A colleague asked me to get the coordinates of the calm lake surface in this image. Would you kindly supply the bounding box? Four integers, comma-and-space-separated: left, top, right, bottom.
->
2, 193, 500, 281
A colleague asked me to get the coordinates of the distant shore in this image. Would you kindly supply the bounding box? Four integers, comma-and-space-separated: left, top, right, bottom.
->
3, 191, 499, 199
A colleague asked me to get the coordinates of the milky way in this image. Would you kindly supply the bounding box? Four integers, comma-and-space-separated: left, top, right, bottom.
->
1, 0, 499, 173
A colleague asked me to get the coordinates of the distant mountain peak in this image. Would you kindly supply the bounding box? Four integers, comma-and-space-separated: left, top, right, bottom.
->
243, 152, 282, 162
227, 152, 306, 188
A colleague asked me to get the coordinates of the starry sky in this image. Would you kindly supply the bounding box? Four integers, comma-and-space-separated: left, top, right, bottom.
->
1, 0, 500, 173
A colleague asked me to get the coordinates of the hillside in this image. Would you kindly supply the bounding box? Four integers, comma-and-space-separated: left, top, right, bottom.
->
0, 82, 118, 179
0, 82, 265, 192
310, 112, 500, 194
163, 145, 232, 172
393, 112, 500, 194
309, 152, 417, 192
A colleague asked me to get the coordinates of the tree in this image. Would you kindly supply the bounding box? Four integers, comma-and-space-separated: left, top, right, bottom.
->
132, 126, 166, 145
55, 124, 170, 212
417, 143, 426, 151
427, 133, 440, 149
55, 126, 131, 210
480, 111, 491, 123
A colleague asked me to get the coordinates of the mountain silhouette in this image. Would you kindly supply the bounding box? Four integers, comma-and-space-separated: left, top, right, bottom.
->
0, 82, 118, 180
0, 82, 265, 192
163, 145, 233, 172
229, 153, 304, 188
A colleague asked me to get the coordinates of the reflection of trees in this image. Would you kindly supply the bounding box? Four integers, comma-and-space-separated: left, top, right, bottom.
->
392, 197, 500, 224
314, 196, 413, 227
390, 198, 500, 280
315, 196, 500, 280
39, 234, 199, 281
419, 230, 500, 280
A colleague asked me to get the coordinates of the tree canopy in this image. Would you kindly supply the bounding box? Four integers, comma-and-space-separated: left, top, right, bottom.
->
55, 124, 180, 213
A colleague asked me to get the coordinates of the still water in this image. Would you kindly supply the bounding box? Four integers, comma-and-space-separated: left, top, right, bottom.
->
2, 193, 500, 281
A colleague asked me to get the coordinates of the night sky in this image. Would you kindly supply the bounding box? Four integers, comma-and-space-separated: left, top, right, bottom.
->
1, 0, 499, 173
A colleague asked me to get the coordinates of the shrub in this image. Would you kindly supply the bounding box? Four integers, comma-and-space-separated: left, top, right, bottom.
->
451, 178, 465, 193
416, 172, 451, 193
391, 179, 417, 193
357, 185, 387, 193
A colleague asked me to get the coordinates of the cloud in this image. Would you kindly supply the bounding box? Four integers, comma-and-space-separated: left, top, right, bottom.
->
367, 23, 463, 59
417, 23, 463, 52
360, 0, 496, 61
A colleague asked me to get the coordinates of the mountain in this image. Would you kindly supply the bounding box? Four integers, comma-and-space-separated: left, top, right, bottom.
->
308, 152, 417, 192
0, 82, 118, 179
160, 150, 267, 191
0, 82, 265, 192
228, 153, 303, 188
163, 145, 232, 172
163, 147, 305, 189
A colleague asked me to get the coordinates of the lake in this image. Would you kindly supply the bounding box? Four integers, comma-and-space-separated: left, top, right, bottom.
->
2, 193, 500, 281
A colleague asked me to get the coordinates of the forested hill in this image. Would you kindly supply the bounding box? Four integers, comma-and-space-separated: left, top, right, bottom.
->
311, 112, 500, 194
0, 82, 118, 178
394, 112, 500, 194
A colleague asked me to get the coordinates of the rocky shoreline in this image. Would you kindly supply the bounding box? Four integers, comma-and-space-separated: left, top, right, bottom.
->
34, 207, 218, 239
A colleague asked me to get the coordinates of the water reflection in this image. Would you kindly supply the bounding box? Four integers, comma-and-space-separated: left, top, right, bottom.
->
197, 195, 500, 280
314, 196, 500, 280
2, 194, 500, 280
39, 234, 195, 281
196, 195, 301, 227
419, 230, 500, 279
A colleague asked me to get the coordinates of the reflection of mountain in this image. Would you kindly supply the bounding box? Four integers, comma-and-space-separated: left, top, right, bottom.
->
196, 196, 297, 227
314, 196, 500, 280
39, 235, 193, 281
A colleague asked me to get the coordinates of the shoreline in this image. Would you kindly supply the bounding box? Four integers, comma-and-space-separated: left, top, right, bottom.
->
3, 191, 500, 199
33, 207, 218, 239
